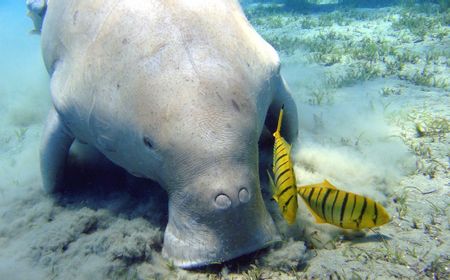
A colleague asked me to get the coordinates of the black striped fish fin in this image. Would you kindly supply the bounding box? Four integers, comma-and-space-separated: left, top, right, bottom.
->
298, 180, 337, 190
297, 179, 336, 190
322, 180, 337, 189
267, 170, 279, 202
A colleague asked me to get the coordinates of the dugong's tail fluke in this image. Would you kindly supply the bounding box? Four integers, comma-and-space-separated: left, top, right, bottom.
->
26, 0, 47, 34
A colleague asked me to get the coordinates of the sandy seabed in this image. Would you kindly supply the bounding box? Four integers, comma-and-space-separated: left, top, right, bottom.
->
0, 1, 449, 279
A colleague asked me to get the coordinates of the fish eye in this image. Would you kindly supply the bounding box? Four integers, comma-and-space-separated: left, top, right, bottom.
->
143, 136, 154, 149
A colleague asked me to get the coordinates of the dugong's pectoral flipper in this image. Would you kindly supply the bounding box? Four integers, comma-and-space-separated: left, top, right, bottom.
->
40, 107, 74, 192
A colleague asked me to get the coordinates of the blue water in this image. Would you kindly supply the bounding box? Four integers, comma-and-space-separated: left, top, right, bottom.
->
0, 0, 448, 279
0, 0, 48, 98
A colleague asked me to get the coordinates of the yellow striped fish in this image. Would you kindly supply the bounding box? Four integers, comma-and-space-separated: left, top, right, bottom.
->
267, 107, 298, 225
297, 180, 391, 230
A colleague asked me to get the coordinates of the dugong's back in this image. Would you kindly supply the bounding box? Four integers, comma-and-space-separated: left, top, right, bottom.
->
41, 0, 279, 113
42, 0, 280, 168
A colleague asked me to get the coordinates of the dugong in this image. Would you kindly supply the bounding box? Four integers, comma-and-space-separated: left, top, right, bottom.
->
38, 0, 298, 268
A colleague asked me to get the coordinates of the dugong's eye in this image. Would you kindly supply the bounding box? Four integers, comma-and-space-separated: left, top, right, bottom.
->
143, 136, 154, 149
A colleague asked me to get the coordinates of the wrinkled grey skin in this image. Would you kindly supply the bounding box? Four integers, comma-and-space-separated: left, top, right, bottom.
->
38, 0, 298, 268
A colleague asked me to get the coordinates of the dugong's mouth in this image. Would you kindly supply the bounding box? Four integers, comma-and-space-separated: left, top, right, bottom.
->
162, 216, 280, 269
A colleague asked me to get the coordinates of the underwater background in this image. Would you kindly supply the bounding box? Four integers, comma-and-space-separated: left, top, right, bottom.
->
0, 0, 448, 279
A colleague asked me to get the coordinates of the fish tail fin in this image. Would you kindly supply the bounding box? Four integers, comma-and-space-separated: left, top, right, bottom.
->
274, 105, 284, 138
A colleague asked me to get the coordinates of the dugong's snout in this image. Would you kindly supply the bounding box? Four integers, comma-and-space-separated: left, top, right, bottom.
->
162, 164, 281, 268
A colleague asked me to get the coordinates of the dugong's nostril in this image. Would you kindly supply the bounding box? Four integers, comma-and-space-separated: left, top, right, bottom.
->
238, 188, 250, 203
215, 194, 231, 209
214, 188, 250, 209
